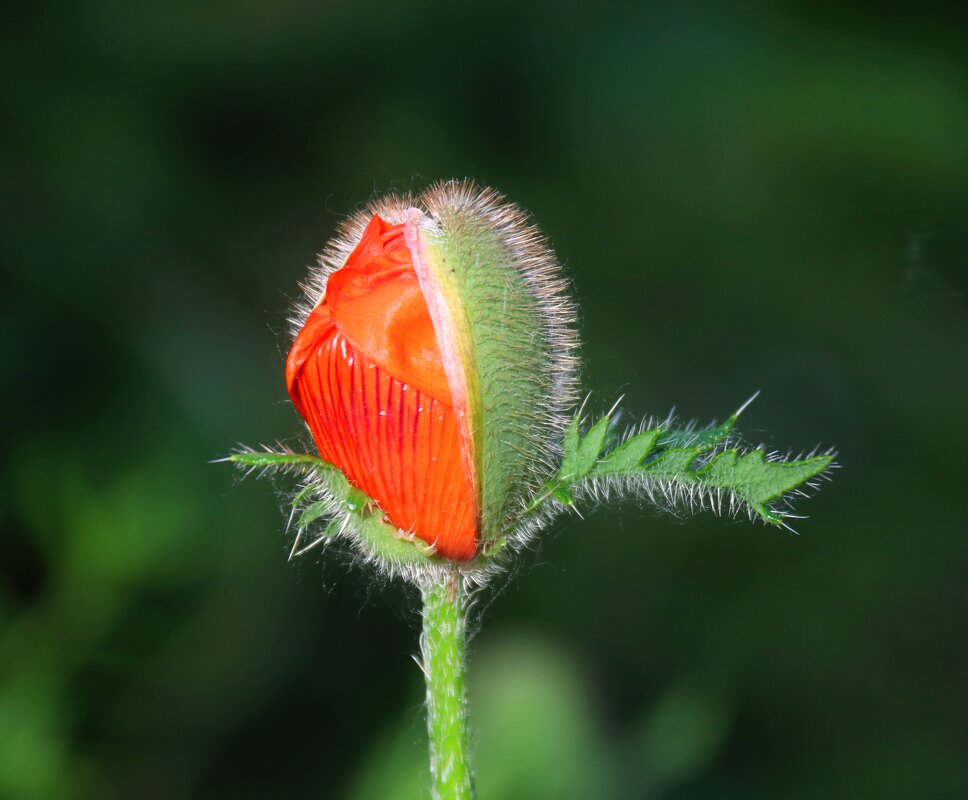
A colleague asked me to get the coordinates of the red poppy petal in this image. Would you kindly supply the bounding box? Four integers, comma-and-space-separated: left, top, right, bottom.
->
325, 215, 451, 405
287, 315, 477, 561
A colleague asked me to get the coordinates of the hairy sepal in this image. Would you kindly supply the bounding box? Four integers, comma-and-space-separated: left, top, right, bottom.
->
415, 186, 579, 550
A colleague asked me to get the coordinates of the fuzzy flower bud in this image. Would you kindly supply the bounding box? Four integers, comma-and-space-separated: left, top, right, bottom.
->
286, 181, 578, 563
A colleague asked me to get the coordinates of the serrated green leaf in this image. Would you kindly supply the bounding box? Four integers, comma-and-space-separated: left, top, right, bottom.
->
523, 399, 834, 531
355, 512, 437, 563
591, 429, 659, 475
291, 484, 316, 508
298, 501, 330, 530
224, 448, 438, 570
644, 448, 701, 480
345, 486, 369, 514
551, 483, 574, 505
560, 416, 611, 480
657, 417, 734, 451
561, 417, 581, 464
225, 451, 332, 471
698, 451, 833, 523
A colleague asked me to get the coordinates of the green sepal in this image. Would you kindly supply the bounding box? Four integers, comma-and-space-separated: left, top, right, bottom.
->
420, 209, 563, 546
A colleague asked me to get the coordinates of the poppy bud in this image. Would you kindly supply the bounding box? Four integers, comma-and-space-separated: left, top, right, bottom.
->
286, 181, 578, 564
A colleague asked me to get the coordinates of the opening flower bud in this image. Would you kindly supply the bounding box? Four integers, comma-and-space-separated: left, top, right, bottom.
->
286, 182, 578, 564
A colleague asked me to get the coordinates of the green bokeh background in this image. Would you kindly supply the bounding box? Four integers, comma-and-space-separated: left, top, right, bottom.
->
3, 2, 966, 798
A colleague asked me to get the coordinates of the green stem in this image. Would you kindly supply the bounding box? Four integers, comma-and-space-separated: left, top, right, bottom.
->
420, 574, 474, 800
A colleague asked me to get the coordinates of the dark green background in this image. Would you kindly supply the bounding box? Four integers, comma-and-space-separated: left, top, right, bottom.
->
3, 2, 966, 798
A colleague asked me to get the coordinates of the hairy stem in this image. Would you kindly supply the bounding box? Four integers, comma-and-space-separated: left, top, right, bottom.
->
420, 573, 474, 800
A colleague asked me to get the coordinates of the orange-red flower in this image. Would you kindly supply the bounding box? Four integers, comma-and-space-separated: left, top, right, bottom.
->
284, 182, 579, 571
286, 215, 478, 561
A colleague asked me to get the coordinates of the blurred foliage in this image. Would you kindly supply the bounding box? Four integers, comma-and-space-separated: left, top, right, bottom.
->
2, 0, 966, 798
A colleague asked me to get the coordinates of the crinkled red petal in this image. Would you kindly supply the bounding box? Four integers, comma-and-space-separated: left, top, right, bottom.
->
286, 299, 477, 562
325, 215, 452, 404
